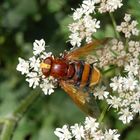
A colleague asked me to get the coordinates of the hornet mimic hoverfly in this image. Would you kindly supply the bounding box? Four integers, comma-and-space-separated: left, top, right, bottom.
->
40, 38, 109, 117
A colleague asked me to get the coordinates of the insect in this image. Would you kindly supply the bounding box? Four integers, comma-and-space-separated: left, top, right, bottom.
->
40, 38, 109, 117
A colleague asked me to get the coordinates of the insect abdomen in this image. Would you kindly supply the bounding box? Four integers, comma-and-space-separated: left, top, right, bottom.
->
70, 61, 100, 88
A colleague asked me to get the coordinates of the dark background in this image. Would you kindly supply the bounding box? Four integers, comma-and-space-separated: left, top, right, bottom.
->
0, 0, 140, 140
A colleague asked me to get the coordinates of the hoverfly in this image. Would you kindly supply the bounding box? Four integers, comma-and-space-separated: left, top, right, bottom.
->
40, 38, 109, 117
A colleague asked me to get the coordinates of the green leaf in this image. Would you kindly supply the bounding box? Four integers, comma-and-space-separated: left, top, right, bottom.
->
48, 0, 65, 13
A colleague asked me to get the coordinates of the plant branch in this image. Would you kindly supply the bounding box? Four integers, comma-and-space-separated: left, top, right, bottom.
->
109, 12, 120, 39
98, 105, 108, 123
0, 91, 40, 140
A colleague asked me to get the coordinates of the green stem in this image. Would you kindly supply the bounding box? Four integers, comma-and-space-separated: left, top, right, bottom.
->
0, 92, 40, 140
13, 92, 40, 119
98, 105, 108, 123
109, 12, 120, 39
0, 118, 8, 124
0, 120, 16, 140
125, 38, 129, 51
102, 66, 117, 74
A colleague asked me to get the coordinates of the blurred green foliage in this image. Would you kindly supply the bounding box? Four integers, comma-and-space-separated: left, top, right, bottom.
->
0, 0, 140, 140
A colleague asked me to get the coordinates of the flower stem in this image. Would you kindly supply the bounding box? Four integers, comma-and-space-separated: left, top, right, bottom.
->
0, 119, 16, 140
125, 38, 129, 51
98, 105, 108, 123
0, 92, 40, 140
109, 12, 120, 39
13, 92, 40, 118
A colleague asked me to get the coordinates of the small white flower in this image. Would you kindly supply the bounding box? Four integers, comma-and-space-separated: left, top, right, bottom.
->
40, 79, 55, 95
69, 32, 82, 47
94, 86, 109, 100
131, 101, 140, 114
107, 96, 122, 110
104, 129, 120, 140
26, 72, 40, 88
71, 124, 85, 140
119, 108, 133, 124
16, 57, 29, 75
124, 14, 131, 22
72, 8, 84, 20
54, 125, 72, 140
99, 0, 123, 13
84, 117, 99, 133
125, 62, 139, 76
107, 0, 123, 12
91, 130, 104, 140
84, 16, 100, 33
82, 0, 96, 15
128, 40, 135, 47
29, 56, 40, 72
123, 75, 138, 91
110, 76, 124, 92
33, 39, 45, 55
69, 22, 81, 33
116, 14, 139, 38
132, 28, 139, 36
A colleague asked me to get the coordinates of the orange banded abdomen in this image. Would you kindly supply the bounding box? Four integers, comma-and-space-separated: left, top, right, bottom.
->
68, 61, 100, 89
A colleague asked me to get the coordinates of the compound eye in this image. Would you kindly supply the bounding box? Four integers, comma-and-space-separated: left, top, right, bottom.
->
44, 58, 52, 66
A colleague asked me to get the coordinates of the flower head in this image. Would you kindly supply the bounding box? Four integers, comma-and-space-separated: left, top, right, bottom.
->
99, 0, 123, 13
17, 39, 57, 95
54, 125, 72, 140
116, 14, 139, 38
119, 108, 133, 124
104, 129, 120, 140
69, 0, 101, 47
33, 39, 46, 55
16, 58, 29, 75
71, 124, 85, 140
94, 86, 109, 100
54, 117, 120, 140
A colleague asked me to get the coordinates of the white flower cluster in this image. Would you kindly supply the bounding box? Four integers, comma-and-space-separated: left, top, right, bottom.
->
98, 0, 123, 13
86, 39, 128, 68
128, 40, 140, 61
116, 14, 139, 38
54, 117, 120, 140
16, 39, 57, 95
69, 0, 100, 47
88, 38, 140, 124
69, 0, 123, 47
107, 71, 140, 124
93, 57, 140, 124
86, 38, 140, 69
97, 39, 127, 67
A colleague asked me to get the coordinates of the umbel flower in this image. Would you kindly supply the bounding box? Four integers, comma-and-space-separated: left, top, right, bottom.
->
116, 14, 139, 38
17, 39, 57, 95
69, 0, 123, 47
89, 38, 140, 124
54, 117, 120, 140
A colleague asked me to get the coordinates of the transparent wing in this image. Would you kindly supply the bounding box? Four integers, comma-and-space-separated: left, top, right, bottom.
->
60, 80, 100, 118
65, 38, 110, 61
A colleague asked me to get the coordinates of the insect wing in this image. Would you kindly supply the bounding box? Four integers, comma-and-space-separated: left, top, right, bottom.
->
65, 38, 110, 61
60, 80, 100, 118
